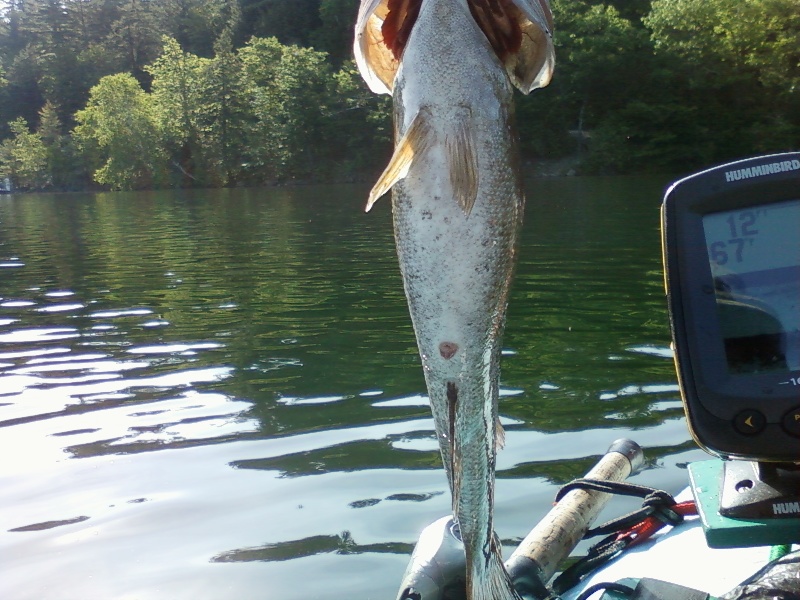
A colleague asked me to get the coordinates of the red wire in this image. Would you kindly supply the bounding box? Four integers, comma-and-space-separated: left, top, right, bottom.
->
620, 500, 697, 548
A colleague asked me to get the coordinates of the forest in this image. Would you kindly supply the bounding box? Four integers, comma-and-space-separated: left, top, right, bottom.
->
0, 0, 797, 191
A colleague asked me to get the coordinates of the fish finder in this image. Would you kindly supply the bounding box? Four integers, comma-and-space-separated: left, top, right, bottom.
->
662, 152, 800, 464
662, 153, 800, 538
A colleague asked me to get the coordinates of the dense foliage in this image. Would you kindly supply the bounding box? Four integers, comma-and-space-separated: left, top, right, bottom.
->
0, 0, 797, 191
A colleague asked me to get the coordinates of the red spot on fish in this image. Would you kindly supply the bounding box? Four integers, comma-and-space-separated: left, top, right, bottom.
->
467, 0, 523, 62
382, 0, 423, 61
439, 342, 459, 359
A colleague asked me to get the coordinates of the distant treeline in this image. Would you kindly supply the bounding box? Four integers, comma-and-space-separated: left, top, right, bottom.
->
0, 0, 797, 191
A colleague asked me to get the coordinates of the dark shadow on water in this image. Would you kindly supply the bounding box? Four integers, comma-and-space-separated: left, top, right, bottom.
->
229, 437, 442, 477
9, 515, 90, 532
211, 532, 415, 563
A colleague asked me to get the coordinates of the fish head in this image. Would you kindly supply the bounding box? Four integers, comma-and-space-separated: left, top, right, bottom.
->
354, 0, 555, 95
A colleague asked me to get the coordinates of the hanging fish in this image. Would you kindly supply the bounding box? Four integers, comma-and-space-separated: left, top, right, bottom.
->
354, 1, 554, 599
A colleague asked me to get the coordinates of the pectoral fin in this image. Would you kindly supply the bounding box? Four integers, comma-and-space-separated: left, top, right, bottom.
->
446, 114, 479, 216
366, 108, 433, 211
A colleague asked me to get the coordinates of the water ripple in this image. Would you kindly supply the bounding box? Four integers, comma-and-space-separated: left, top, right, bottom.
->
34, 303, 86, 313
0, 327, 79, 343
0, 182, 693, 600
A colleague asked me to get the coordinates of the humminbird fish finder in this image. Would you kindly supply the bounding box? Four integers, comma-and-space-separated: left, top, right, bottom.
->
662, 152, 800, 546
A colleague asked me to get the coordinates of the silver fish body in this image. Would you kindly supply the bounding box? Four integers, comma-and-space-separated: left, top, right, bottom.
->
354, 1, 554, 599
393, 6, 522, 600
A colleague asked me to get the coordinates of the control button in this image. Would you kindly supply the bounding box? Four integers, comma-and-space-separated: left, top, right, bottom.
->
781, 407, 800, 438
733, 409, 766, 435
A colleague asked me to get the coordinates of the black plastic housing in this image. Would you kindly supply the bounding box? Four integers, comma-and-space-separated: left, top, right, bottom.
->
662, 152, 800, 462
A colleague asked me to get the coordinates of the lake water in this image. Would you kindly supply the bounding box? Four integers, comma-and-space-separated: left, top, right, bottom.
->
0, 178, 712, 599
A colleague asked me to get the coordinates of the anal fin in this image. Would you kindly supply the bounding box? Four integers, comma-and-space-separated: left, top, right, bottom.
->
495, 418, 506, 450
446, 113, 479, 216
366, 107, 433, 211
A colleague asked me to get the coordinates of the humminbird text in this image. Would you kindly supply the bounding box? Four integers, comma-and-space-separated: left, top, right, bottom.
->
773, 501, 800, 515
725, 159, 800, 182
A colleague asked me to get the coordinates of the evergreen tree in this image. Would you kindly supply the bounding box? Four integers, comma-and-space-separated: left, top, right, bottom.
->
205, 26, 249, 186
101, 0, 163, 83
310, 0, 359, 66
152, 0, 229, 57
37, 100, 88, 190
240, 0, 322, 48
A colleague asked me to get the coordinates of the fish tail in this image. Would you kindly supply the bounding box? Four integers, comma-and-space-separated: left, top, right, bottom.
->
467, 538, 521, 600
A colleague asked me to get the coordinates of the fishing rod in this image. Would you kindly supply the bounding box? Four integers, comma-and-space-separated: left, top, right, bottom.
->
396, 438, 645, 600
506, 438, 644, 598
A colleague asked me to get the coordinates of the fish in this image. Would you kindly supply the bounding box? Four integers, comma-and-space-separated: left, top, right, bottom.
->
354, 1, 554, 599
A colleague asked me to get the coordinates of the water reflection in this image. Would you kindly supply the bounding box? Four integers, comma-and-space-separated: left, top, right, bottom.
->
0, 178, 703, 600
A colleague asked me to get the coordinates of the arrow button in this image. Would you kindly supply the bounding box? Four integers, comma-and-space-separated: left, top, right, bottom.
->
733, 409, 766, 435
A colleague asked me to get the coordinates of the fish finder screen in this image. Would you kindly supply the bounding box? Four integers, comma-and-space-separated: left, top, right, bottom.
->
703, 199, 800, 375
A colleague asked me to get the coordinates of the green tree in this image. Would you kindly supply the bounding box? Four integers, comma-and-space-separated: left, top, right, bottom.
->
97, 0, 163, 82
645, 0, 800, 93
239, 37, 336, 182
15, 0, 92, 124
37, 100, 88, 190
517, 0, 660, 169
643, 0, 799, 161
148, 37, 209, 185
204, 27, 249, 186
148, 36, 248, 187
153, 0, 229, 57
240, 0, 322, 48
552, 1, 654, 130
73, 72, 167, 190
0, 116, 49, 190
0, 45, 46, 136
310, 0, 359, 66
327, 60, 391, 178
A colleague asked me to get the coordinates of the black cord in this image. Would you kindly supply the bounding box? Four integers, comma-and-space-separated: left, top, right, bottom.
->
575, 582, 636, 600
554, 479, 681, 539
